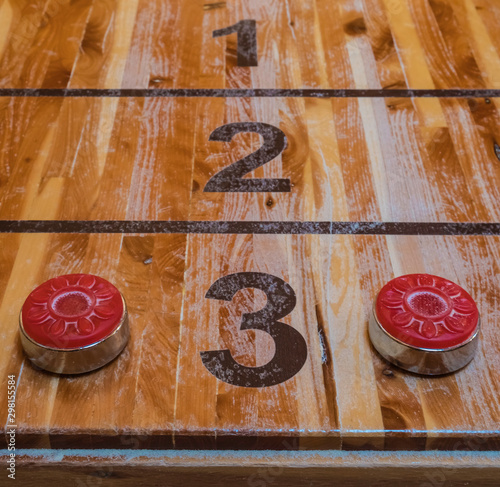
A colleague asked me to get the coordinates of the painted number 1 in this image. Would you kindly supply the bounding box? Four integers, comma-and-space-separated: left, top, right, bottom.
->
200, 273, 308, 387
213, 20, 258, 67
204, 122, 290, 192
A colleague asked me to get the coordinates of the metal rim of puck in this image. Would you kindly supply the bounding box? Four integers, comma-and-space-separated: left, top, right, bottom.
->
369, 274, 480, 375
19, 274, 129, 374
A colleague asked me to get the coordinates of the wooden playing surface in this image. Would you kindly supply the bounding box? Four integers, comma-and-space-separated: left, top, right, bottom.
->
1, 0, 500, 455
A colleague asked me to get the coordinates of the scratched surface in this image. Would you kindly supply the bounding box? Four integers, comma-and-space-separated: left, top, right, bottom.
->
0, 0, 500, 91
0, 96, 500, 223
0, 0, 499, 452
0, 233, 499, 450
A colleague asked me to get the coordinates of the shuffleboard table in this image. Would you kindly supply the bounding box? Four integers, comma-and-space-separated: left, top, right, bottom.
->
1, 0, 500, 485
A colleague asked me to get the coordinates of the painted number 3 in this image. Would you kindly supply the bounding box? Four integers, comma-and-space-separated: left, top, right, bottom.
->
200, 273, 308, 387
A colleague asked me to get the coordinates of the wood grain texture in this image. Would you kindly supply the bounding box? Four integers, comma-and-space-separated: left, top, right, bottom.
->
1, 96, 500, 223
1, 0, 500, 478
3, 450, 500, 486
0, 0, 499, 90
1, 234, 500, 450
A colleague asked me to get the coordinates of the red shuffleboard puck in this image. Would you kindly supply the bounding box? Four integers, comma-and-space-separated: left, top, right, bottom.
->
20, 274, 129, 374
369, 274, 480, 375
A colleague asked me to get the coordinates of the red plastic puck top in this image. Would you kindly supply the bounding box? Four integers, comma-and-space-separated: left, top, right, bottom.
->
22, 274, 124, 349
375, 274, 479, 350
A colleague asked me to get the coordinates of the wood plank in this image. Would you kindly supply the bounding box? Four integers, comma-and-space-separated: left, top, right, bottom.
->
473, 0, 500, 63
380, 0, 447, 127
0, 178, 66, 448
413, 0, 485, 89
175, 233, 339, 449
4, 96, 496, 222
447, 0, 500, 90
4, 450, 500, 486
1, 0, 500, 468
0, 0, 93, 89
1, 0, 499, 89
2, 234, 499, 449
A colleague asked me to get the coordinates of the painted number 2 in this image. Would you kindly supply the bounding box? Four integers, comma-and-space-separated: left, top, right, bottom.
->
200, 273, 308, 387
204, 122, 290, 193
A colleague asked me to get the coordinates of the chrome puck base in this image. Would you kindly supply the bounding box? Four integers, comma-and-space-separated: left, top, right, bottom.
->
19, 297, 129, 375
369, 308, 480, 375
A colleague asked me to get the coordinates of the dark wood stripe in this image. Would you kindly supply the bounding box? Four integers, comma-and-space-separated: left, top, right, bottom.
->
0, 221, 499, 235
0, 89, 499, 98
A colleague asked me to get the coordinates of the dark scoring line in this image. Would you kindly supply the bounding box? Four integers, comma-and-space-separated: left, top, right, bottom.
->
0, 221, 499, 235
0, 88, 499, 98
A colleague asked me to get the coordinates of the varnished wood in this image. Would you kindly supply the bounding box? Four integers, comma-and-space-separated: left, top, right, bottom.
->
1, 234, 500, 451
0, 0, 499, 90
1, 0, 500, 483
1, 97, 500, 223
2, 450, 500, 486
